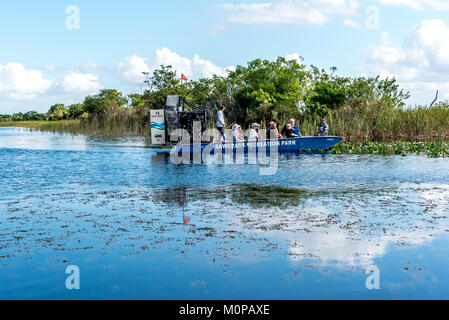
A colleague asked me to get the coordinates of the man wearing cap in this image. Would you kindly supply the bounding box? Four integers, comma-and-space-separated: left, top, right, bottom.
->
318, 118, 329, 136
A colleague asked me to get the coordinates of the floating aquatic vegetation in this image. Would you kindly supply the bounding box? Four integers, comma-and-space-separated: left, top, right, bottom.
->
151, 185, 307, 209
230, 184, 306, 209
332, 141, 449, 158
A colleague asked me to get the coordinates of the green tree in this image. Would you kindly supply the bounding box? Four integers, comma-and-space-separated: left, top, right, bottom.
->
128, 94, 145, 108
68, 104, 85, 119
47, 104, 69, 121
83, 89, 127, 116
227, 57, 310, 126
25, 111, 46, 121
306, 77, 349, 118
142, 65, 183, 109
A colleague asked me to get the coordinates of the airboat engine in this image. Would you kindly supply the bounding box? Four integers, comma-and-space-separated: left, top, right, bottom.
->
150, 95, 209, 146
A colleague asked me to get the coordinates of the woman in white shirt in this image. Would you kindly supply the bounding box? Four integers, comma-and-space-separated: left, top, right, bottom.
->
249, 123, 260, 141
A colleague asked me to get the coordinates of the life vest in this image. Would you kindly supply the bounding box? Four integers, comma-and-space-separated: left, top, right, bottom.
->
319, 124, 329, 135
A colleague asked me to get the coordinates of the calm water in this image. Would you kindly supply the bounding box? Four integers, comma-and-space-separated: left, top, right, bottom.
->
1, 127, 449, 300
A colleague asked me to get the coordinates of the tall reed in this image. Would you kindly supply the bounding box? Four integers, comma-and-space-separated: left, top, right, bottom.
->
300, 103, 449, 142
2, 103, 449, 142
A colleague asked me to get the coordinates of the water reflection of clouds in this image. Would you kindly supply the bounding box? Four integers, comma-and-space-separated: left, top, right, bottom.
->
2, 128, 449, 272
142, 182, 449, 269
419, 183, 449, 215
2, 181, 449, 275
223, 183, 449, 269
0, 129, 88, 151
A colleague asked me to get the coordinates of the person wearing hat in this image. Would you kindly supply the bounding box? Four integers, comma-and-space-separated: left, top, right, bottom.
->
231, 124, 244, 142
318, 118, 329, 136
249, 123, 260, 141
266, 122, 283, 140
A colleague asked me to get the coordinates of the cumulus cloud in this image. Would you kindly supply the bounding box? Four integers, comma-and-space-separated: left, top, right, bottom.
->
366, 19, 449, 104
192, 54, 234, 78
61, 71, 103, 93
373, 0, 449, 11
117, 48, 234, 84
285, 53, 302, 62
0, 63, 52, 100
220, 0, 449, 27
117, 55, 151, 84
221, 0, 359, 26
151, 47, 194, 78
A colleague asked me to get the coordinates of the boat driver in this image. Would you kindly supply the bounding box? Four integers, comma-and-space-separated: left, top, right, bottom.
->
318, 118, 329, 136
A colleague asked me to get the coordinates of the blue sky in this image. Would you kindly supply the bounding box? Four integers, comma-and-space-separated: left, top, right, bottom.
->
1, 0, 448, 113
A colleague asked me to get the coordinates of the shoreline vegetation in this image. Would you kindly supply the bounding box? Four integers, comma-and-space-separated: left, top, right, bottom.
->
1, 56, 448, 156
1, 121, 448, 157
0, 120, 152, 137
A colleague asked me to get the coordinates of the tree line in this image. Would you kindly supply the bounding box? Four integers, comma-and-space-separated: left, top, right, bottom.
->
1, 56, 447, 133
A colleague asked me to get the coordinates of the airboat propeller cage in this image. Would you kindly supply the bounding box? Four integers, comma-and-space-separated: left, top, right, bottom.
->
150, 95, 209, 145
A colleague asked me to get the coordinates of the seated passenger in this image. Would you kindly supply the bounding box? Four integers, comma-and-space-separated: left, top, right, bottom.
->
282, 119, 302, 138
283, 124, 300, 139
266, 122, 275, 139
249, 123, 260, 141
231, 124, 245, 142
266, 122, 283, 140
289, 119, 302, 137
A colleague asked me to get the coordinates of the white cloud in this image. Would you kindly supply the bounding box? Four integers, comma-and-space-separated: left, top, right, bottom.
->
61, 71, 103, 93
343, 18, 360, 28
221, 0, 360, 26
366, 19, 449, 104
0, 63, 52, 100
369, 32, 402, 65
374, 0, 449, 11
117, 48, 233, 84
285, 53, 302, 62
152, 47, 193, 78
117, 55, 151, 84
193, 54, 231, 78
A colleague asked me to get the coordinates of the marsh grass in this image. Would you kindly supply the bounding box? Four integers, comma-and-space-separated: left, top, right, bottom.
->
0, 116, 151, 138
2, 103, 448, 143
299, 104, 449, 142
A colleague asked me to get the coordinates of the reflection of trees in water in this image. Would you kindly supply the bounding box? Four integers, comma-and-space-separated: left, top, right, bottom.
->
152, 186, 191, 224
230, 184, 306, 208
152, 184, 307, 209
147, 183, 449, 269
152, 186, 188, 208
3, 182, 448, 274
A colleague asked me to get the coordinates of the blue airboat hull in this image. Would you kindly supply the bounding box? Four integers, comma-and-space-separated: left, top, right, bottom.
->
175, 136, 344, 155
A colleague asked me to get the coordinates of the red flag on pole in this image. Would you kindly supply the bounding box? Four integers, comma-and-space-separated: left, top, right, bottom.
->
181, 74, 188, 82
